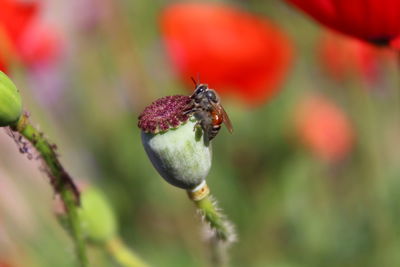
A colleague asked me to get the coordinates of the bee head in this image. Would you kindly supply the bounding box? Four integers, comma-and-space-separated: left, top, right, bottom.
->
191, 84, 208, 102
194, 84, 208, 94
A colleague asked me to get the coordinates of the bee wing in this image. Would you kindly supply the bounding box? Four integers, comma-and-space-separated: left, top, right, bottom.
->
212, 102, 233, 133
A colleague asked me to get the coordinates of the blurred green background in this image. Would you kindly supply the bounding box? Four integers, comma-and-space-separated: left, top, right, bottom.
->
1, 0, 400, 266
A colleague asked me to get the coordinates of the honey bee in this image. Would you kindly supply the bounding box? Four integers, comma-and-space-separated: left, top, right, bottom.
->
184, 79, 233, 143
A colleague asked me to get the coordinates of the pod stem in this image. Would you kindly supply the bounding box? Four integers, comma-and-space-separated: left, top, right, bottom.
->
105, 237, 149, 267
188, 183, 236, 266
10, 113, 88, 267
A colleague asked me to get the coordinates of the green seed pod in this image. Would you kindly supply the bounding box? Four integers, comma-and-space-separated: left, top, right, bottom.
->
0, 71, 22, 127
138, 95, 212, 190
77, 187, 117, 244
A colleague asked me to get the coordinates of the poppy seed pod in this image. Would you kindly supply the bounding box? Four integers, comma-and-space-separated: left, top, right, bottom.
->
138, 95, 212, 190
0, 71, 22, 127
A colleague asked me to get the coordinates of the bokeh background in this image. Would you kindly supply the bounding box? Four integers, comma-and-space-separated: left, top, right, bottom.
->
1, 0, 400, 266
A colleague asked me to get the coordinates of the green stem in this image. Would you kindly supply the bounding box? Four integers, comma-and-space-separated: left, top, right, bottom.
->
105, 237, 149, 267
12, 113, 88, 267
194, 194, 234, 242
192, 194, 236, 266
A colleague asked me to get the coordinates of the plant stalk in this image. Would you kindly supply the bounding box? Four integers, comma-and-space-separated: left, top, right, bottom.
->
105, 237, 149, 267
194, 195, 233, 242
188, 183, 236, 266
11, 113, 88, 267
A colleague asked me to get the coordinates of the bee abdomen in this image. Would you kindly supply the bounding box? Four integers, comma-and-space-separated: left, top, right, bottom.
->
208, 125, 221, 141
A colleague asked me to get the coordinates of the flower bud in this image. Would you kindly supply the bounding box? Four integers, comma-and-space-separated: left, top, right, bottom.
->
77, 187, 117, 243
138, 95, 212, 190
0, 72, 22, 127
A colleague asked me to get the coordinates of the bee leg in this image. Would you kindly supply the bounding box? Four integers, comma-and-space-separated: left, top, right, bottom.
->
182, 106, 196, 115
182, 109, 193, 115
199, 122, 211, 146
203, 129, 210, 146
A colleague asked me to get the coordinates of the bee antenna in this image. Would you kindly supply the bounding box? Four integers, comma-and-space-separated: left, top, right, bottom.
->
190, 76, 197, 87
196, 73, 201, 84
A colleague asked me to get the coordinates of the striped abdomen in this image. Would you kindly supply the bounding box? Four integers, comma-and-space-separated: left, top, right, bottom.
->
208, 110, 223, 140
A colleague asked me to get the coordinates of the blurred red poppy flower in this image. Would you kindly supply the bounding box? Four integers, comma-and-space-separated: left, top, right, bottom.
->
0, 0, 38, 71
17, 22, 64, 67
294, 95, 354, 162
0, 262, 12, 267
0, 0, 62, 72
286, 0, 400, 49
318, 31, 396, 83
0, 0, 38, 44
160, 3, 293, 106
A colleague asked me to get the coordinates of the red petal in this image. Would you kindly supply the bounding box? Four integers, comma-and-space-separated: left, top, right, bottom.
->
161, 3, 293, 107
0, 0, 39, 44
286, 0, 400, 45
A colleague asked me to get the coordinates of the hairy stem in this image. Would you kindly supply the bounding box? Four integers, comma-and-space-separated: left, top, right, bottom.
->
194, 195, 234, 242
11, 113, 88, 267
191, 192, 236, 266
105, 237, 149, 267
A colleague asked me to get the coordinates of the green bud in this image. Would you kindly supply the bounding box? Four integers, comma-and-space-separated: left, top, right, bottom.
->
77, 187, 117, 243
0, 71, 22, 127
138, 95, 212, 190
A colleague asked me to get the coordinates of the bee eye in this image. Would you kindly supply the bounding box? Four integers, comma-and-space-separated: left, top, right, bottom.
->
195, 84, 207, 95
206, 90, 217, 102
